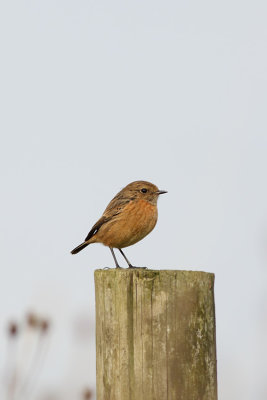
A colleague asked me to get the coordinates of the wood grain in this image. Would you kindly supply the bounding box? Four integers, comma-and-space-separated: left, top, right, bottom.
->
95, 269, 217, 400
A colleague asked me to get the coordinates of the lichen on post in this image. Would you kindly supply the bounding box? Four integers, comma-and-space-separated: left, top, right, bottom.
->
95, 269, 217, 400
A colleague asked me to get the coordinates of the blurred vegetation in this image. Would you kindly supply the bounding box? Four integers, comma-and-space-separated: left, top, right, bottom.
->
3, 312, 93, 400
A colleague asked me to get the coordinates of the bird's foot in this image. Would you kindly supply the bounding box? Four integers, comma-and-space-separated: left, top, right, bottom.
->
128, 265, 148, 269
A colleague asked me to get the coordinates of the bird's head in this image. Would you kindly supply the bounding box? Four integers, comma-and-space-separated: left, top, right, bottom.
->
123, 181, 167, 205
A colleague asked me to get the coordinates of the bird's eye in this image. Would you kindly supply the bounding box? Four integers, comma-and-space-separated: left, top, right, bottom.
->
141, 188, 147, 193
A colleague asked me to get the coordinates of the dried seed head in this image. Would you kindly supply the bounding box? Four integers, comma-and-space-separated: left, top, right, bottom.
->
83, 388, 93, 399
40, 319, 50, 333
8, 321, 18, 337
26, 312, 39, 328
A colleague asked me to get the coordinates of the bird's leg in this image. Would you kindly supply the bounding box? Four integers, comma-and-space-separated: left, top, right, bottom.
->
119, 249, 148, 269
118, 249, 136, 268
109, 247, 121, 268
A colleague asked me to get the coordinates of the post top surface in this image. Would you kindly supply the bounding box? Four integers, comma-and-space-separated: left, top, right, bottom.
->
94, 268, 215, 279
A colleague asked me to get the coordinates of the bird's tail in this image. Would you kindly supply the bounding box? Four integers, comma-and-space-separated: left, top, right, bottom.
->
71, 241, 90, 254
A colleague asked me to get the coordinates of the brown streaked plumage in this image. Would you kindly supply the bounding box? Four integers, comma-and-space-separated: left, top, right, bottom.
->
71, 180, 167, 268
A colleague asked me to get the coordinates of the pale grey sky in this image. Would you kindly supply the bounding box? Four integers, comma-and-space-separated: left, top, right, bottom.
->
1, 1, 267, 399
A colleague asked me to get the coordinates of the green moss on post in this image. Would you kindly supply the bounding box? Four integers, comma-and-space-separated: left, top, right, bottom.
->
95, 269, 217, 400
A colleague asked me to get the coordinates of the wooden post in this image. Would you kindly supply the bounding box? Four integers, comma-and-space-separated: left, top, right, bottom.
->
94, 269, 217, 400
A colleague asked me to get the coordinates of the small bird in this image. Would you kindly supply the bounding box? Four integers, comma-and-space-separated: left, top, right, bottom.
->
71, 180, 167, 268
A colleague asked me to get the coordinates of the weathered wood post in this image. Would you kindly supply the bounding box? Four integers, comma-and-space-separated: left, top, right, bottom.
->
95, 269, 217, 400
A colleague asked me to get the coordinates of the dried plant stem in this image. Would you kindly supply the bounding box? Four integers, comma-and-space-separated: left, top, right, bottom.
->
4, 334, 19, 400
16, 331, 50, 400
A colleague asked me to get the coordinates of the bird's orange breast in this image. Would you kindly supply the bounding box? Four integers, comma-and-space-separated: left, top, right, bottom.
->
94, 200, 158, 248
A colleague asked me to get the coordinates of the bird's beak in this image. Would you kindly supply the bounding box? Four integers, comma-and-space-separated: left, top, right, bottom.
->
156, 190, 168, 195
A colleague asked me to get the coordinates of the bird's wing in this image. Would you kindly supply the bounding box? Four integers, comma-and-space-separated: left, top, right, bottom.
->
84, 194, 132, 242
84, 216, 111, 242
103, 191, 132, 217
